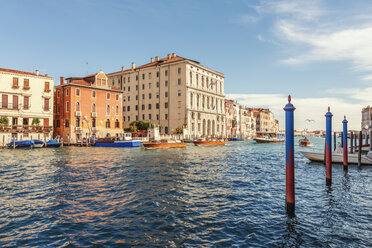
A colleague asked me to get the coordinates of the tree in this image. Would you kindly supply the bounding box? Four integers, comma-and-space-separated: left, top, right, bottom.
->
129, 121, 153, 131
0, 117, 8, 125
32, 118, 40, 125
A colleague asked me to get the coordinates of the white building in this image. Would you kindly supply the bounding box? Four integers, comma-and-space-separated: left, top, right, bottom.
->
362, 105, 372, 135
0, 68, 54, 146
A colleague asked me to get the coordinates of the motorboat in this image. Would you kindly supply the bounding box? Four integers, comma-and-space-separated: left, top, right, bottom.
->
299, 137, 311, 147
193, 139, 225, 146
142, 140, 186, 149
7, 140, 34, 148
32, 140, 45, 148
254, 133, 285, 144
93, 133, 141, 147
228, 138, 243, 141
45, 140, 62, 148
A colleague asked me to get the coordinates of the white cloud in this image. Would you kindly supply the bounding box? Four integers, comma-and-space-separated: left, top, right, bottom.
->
227, 93, 363, 131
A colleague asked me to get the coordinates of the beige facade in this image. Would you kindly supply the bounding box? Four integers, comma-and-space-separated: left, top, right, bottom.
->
0, 68, 54, 146
250, 108, 278, 135
225, 100, 256, 139
362, 105, 372, 134
107, 53, 225, 139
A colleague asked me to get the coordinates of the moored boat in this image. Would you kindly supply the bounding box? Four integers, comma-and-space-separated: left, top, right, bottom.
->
142, 140, 186, 149
228, 138, 243, 141
94, 140, 140, 147
254, 133, 285, 144
7, 140, 34, 148
193, 140, 225, 146
301, 150, 372, 165
45, 139, 62, 148
299, 137, 311, 147
32, 140, 45, 148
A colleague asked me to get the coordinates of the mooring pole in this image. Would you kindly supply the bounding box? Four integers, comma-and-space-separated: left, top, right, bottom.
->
333, 132, 336, 151
341, 132, 343, 148
325, 107, 333, 186
350, 132, 354, 154
284, 95, 295, 215
358, 131, 362, 167
370, 130, 372, 152
342, 116, 348, 171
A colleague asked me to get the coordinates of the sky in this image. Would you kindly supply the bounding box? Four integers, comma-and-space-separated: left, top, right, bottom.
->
1, 0, 371, 131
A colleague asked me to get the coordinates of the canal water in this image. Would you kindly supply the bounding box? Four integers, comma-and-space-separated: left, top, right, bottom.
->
0, 137, 371, 247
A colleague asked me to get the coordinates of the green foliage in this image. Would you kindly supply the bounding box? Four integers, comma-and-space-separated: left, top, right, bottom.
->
176, 127, 183, 134
129, 121, 153, 131
130, 123, 137, 133
0, 117, 9, 125
123, 128, 131, 132
32, 118, 40, 125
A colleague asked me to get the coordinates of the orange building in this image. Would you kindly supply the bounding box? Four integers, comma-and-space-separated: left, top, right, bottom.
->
53, 71, 123, 143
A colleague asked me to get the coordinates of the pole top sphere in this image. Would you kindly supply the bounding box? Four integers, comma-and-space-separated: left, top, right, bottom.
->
325, 106, 333, 117
284, 95, 296, 111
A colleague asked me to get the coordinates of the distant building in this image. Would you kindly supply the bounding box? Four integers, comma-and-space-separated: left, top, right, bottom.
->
0, 67, 54, 146
107, 53, 226, 139
225, 100, 256, 139
250, 108, 278, 135
53, 72, 123, 143
361, 105, 372, 135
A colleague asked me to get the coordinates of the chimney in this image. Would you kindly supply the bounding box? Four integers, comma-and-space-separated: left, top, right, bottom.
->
131, 62, 135, 69
172, 52, 176, 58
35, 70, 39, 76
121, 66, 125, 71
151, 57, 154, 63
60, 77, 65, 85
155, 56, 159, 61
167, 54, 171, 59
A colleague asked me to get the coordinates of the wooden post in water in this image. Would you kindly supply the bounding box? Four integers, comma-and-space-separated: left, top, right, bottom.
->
333, 132, 336, 151
325, 107, 333, 186
370, 130, 372, 152
342, 116, 348, 171
358, 131, 362, 167
350, 132, 354, 154
284, 95, 295, 215
355, 134, 358, 153
341, 132, 343, 148
323, 140, 326, 165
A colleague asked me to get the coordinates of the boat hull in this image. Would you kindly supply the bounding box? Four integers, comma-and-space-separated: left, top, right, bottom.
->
228, 138, 243, 141
301, 151, 372, 165
142, 142, 186, 149
254, 138, 284, 144
193, 141, 225, 146
94, 141, 141, 147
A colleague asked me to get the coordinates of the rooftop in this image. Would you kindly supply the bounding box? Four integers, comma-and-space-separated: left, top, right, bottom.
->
0, 67, 53, 79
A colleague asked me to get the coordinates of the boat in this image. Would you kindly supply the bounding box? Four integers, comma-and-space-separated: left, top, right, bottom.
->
93, 133, 141, 148
7, 140, 34, 148
193, 139, 225, 146
142, 140, 186, 149
299, 137, 311, 147
254, 133, 285, 144
301, 144, 372, 165
45, 139, 62, 148
228, 137, 243, 141
32, 140, 45, 148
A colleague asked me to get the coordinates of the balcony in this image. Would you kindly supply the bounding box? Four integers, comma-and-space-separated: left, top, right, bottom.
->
12, 84, 19, 89
76, 126, 82, 132
75, 111, 82, 117
23, 86, 30, 90
0, 103, 21, 110
91, 112, 97, 118
0, 125, 52, 133
42, 105, 51, 112
92, 127, 98, 133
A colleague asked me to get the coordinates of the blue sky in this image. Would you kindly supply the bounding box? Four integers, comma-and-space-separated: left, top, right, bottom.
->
1, 0, 372, 130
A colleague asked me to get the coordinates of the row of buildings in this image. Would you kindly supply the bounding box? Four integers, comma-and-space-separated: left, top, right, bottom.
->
0, 53, 279, 145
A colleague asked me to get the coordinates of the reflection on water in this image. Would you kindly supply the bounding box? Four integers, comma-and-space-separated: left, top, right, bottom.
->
0, 137, 371, 247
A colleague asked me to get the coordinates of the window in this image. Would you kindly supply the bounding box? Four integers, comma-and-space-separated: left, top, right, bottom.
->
66, 88, 69, 96
165, 126, 168, 134
13, 95, 19, 110
44, 81, 50, 92
135, 105, 138, 110
116, 105, 119, 115
107, 104, 110, 115
65, 119, 69, 128
128, 86, 130, 92
12, 77, 19, 88
136, 85, 138, 90
123, 87, 126, 91
156, 114, 159, 120
23, 79, 30, 89
156, 103, 159, 109
190, 72, 192, 84
142, 94, 145, 100
23, 96, 29, 110
142, 114, 145, 120
123, 106, 126, 112
165, 81, 168, 87
128, 96, 130, 101
178, 90, 181, 96
165, 92, 168, 97
115, 119, 120, 128
178, 68, 181, 74
178, 79, 181, 85
92, 91, 96, 97
107, 93, 110, 99
66, 101, 69, 112
76, 117, 80, 128
165, 102, 168, 108
116, 94, 119, 100
136, 95, 138, 100
149, 114, 151, 120
142, 84, 145, 90
112, 79, 115, 85
156, 93, 159, 99
106, 119, 110, 128
156, 72, 159, 78
75, 101, 80, 111
92, 118, 96, 128
149, 93, 152, 99
127, 106, 130, 111
165, 70, 168, 76
123, 116, 126, 122
44, 98, 49, 111
128, 116, 130, 122
56, 120, 60, 128
142, 74, 145, 80
149, 72, 152, 79
135, 75, 138, 81
136, 115, 138, 121
128, 77, 130, 82
148, 104, 151, 110
142, 105, 145, 110
156, 82, 160, 87
75, 88, 80, 96
149, 83, 151, 89
57, 91, 60, 97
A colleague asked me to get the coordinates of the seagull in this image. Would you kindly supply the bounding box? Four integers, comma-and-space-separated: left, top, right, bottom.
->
305, 119, 315, 122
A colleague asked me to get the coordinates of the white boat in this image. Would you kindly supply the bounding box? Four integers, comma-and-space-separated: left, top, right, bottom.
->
301, 146, 372, 165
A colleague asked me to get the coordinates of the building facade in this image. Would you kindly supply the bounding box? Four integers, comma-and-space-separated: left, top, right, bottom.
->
362, 105, 372, 135
250, 108, 278, 135
0, 68, 54, 146
53, 72, 123, 143
225, 100, 256, 139
107, 53, 226, 139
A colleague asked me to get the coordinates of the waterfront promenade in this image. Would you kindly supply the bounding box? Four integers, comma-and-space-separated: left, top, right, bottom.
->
1, 137, 371, 247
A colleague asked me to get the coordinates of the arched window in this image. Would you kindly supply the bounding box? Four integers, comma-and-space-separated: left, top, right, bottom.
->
190, 93, 193, 108
115, 119, 120, 128
116, 105, 119, 115
106, 104, 110, 115
92, 103, 96, 112
106, 119, 110, 128
76, 101, 80, 111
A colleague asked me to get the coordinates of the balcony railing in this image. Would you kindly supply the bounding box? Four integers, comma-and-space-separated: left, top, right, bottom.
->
0, 103, 21, 110
42, 105, 51, 112
0, 125, 52, 133
76, 111, 82, 117
76, 126, 82, 132
91, 112, 97, 118
92, 127, 97, 132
